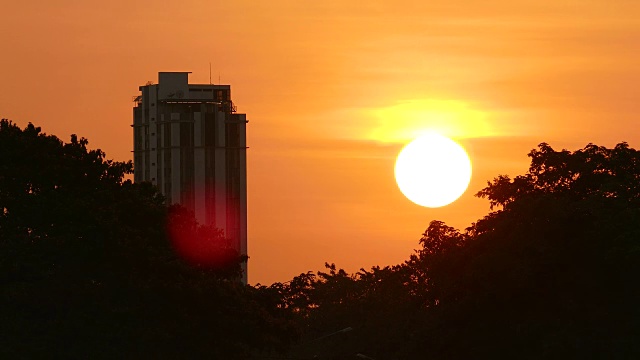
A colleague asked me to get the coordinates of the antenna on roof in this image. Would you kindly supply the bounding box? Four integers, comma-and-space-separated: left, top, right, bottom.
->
209, 62, 212, 84
218, 73, 221, 84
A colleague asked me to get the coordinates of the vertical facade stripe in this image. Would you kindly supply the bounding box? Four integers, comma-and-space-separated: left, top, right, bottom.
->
194, 112, 206, 224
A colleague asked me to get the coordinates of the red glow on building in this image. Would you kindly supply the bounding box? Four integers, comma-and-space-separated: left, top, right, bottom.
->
166, 206, 240, 271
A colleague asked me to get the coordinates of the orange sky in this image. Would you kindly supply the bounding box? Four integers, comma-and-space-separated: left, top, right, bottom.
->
2, 0, 639, 285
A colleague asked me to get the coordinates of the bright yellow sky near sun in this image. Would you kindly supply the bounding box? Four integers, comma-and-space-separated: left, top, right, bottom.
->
1, 0, 639, 285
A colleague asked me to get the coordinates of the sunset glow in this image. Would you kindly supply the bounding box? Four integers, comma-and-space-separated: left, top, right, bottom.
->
2, 0, 639, 285
368, 99, 493, 143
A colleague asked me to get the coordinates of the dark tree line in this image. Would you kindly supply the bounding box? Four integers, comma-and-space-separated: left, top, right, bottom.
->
0, 120, 296, 358
275, 141, 640, 359
2, 119, 639, 359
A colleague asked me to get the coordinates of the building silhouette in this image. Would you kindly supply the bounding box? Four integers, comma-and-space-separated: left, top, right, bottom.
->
133, 72, 248, 281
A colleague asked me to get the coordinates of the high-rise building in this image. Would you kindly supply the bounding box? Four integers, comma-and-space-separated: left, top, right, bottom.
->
132, 72, 248, 281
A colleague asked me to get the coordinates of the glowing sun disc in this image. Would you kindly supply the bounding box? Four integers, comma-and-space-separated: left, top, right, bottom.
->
394, 133, 472, 208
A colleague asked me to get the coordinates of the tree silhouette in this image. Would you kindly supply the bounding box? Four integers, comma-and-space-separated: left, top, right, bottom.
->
285, 142, 640, 359
476, 142, 640, 209
0, 119, 295, 358
4, 119, 638, 358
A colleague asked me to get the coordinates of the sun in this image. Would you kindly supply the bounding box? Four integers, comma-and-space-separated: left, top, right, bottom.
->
394, 133, 472, 208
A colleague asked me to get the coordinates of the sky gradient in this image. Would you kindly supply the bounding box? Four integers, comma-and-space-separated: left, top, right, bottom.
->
2, 0, 639, 284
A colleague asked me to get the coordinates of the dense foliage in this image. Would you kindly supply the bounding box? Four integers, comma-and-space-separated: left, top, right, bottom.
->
279, 142, 640, 359
0, 119, 295, 358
